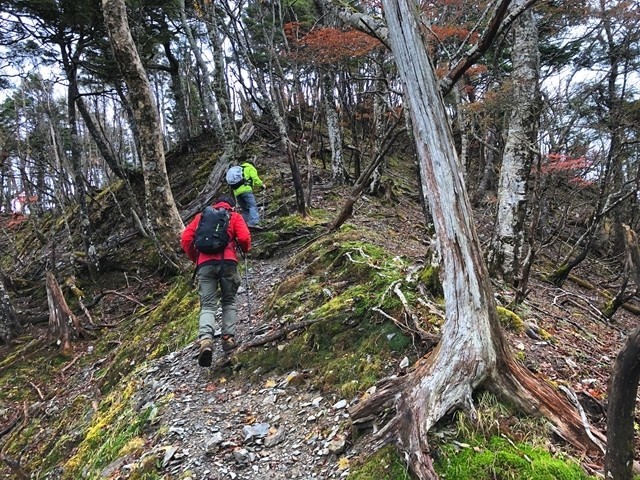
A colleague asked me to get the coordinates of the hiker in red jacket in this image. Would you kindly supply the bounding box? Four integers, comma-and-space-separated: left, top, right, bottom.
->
181, 195, 251, 367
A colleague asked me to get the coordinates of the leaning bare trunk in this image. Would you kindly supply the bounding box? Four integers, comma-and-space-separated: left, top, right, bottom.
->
487, 4, 540, 285
329, 126, 405, 231
75, 91, 140, 182
604, 326, 640, 480
349, 0, 604, 477
103, 0, 185, 271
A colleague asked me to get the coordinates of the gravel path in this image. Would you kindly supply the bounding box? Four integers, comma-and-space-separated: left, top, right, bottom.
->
126, 255, 359, 480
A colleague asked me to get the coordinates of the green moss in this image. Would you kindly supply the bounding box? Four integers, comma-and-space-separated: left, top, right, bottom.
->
96, 278, 198, 391
435, 436, 595, 479
497, 306, 525, 333
63, 379, 155, 479
348, 445, 413, 479
418, 264, 444, 298
237, 229, 419, 395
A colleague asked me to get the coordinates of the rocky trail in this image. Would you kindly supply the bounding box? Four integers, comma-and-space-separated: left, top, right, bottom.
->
110, 251, 368, 480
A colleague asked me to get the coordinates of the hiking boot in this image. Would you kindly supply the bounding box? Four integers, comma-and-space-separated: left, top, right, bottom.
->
198, 338, 213, 367
221, 335, 238, 352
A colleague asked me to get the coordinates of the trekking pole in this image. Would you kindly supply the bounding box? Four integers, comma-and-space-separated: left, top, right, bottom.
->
237, 243, 252, 324
261, 188, 267, 223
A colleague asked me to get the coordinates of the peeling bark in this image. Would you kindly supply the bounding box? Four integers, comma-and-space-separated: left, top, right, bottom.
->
348, 0, 605, 477
488, 3, 540, 285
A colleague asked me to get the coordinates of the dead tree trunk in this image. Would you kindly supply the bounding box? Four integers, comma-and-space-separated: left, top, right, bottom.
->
604, 327, 640, 480
348, 0, 606, 478
602, 225, 640, 318
46, 272, 87, 354
328, 126, 405, 231
0, 278, 20, 344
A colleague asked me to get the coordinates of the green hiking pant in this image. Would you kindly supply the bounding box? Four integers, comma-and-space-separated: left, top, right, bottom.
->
196, 262, 241, 340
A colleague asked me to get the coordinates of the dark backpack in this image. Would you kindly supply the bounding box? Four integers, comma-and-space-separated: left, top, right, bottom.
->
194, 207, 231, 254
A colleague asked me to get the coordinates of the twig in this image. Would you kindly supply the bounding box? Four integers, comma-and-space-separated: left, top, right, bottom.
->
28, 382, 44, 401
394, 283, 434, 341
102, 290, 146, 307
61, 354, 82, 374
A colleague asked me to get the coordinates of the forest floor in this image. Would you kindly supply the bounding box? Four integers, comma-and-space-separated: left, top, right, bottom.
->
83, 188, 637, 479
1, 149, 639, 479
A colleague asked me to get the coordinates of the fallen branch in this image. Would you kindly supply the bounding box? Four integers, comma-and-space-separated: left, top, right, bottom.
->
61, 354, 83, 374
210, 318, 321, 370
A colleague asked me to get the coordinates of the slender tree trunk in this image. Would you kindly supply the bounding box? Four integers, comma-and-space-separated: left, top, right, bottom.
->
63, 54, 100, 278
0, 277, 20, 344
454, 85, 469, 176
602, 225, 640, 318
350, 1, 604, 477
163, 40, 192, 146
179, 0, 223, 139
605, 326, 640, 480
322, 72, 346, 185
103, 0, 185, 271
473, 127, 498, 205
205, 7, 237, 146
487, 3, 540, 285
368, 62, 387, 195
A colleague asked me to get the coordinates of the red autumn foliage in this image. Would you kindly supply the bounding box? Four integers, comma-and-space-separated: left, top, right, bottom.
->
429, 25, 479, 43
541, 153, 590, 173
541, 153, 594, 186
284, 23, 381, 65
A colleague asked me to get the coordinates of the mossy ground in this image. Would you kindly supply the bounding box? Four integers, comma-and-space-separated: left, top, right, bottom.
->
0, 279, 198, 478
234, 227, 439, 398
347, 445, 414, 480
433, 392, 596, 480
435, 436, 594, 480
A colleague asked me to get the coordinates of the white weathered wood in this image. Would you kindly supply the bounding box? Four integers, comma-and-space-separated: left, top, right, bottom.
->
349, 0, 605, 477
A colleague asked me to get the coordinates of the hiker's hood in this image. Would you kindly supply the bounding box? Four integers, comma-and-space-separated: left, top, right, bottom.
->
213, 201, 234, 211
